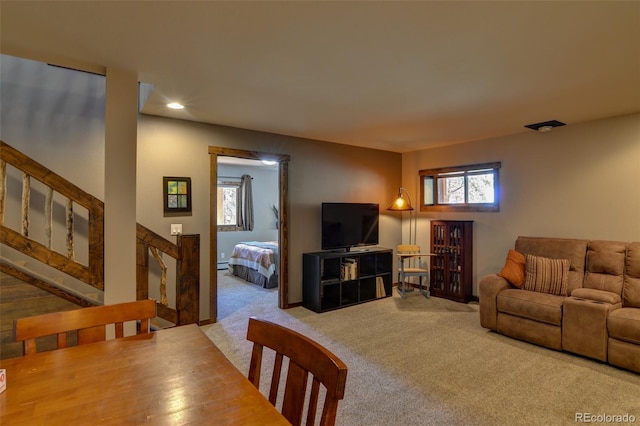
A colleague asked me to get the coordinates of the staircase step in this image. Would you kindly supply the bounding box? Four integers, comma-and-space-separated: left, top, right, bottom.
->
1, 255, 103, 306
151, 317, 175, 330
1, 272, 82, 359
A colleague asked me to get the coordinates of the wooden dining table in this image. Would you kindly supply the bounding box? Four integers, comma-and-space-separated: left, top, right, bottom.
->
0, 323, 289, 425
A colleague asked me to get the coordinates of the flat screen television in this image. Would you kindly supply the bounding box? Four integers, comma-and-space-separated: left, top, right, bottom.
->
321, 202, 379, 251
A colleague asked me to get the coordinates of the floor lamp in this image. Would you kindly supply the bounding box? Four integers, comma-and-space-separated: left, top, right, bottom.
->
387, 187, 415, 245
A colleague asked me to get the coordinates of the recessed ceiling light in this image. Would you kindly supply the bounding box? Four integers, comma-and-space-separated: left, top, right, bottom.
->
167, 102, 184, 110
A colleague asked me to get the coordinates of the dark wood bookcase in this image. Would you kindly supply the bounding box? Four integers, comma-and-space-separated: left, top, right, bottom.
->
303, 248, 392, 313
430, 220, 473, 303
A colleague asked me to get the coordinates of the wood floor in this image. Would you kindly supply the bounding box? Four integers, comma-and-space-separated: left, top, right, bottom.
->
0, 272, 82, 359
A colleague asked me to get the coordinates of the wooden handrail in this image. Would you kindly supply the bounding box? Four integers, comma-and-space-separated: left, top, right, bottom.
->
0, 140, 104, 290
136, 223, 200, 325
136, 223, 179, 258
0, 141, 103, 210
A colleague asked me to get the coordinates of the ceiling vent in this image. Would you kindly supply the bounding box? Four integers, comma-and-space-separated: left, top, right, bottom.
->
524, 120, 566, 133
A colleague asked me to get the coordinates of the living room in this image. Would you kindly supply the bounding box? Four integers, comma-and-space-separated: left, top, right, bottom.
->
1, 2, 639, 424
2, 2, 638, 324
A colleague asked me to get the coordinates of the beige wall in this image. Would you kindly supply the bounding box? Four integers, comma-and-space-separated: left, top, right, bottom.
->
137, 115, 403, 320
402, 113, 640, 296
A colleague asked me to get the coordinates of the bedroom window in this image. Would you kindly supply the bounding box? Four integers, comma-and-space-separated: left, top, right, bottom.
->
217, 174, 254, 231
217, 182, 240, 231
419, 162, 501, 212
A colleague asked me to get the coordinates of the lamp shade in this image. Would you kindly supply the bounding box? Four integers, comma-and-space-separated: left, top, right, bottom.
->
387, 188, 414, 211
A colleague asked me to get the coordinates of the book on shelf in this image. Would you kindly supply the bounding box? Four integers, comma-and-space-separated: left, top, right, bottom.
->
341, 258, 357, 280
340, 264, 349, 281
375, 276, 386, 298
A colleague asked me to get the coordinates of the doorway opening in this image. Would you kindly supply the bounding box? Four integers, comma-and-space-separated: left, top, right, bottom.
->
208, 147, 290, 323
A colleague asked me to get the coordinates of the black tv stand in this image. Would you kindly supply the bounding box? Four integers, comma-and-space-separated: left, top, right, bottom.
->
329, 245, 376, 253
303, 247, 392, 313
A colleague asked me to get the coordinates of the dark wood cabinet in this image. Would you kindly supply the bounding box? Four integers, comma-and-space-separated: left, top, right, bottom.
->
303, 248, 392, 313
430, 221, 473, 303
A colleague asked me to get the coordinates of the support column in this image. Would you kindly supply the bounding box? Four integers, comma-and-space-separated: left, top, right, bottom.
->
104, 68, 138, 312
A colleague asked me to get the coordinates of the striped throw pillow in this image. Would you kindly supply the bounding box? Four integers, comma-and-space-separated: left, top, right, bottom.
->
523, 254, 570, 296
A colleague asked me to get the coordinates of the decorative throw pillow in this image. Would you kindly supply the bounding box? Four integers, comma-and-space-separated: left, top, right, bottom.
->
498, 249, 525, 287
523, 254, 570, 296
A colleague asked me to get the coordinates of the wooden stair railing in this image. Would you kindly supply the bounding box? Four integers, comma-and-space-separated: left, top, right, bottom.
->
0, 140, 104, 291
136, 224, 200, 325
0, 141, 200, 326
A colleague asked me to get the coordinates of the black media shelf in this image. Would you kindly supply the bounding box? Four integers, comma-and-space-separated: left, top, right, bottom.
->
303, 248, 393, 313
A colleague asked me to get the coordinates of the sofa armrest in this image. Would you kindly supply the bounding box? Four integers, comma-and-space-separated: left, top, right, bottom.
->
479, 274, 512, 330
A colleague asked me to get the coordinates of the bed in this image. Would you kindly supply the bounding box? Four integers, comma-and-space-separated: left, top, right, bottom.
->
228, 241, 279, 289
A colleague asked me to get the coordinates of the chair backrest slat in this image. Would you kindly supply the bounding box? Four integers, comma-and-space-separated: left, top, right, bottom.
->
269, 352, 284, 404
14, 299, 157, 355
246, 317, 348, 426
57, 332, 67, 349
398, 244, 426, 269
306, 378, 321, 425
398, 244, 420, 254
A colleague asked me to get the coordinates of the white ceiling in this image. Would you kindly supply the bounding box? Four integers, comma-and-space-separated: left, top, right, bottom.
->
1, 1, 638, 153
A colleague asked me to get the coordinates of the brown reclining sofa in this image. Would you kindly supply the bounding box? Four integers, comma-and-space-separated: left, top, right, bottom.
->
479, 236, 640, 373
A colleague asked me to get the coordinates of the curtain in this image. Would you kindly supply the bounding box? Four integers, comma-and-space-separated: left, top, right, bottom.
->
240, 174, 254, 231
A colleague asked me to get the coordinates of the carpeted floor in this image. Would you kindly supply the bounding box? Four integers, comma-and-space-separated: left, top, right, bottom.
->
203, 272, 640, 425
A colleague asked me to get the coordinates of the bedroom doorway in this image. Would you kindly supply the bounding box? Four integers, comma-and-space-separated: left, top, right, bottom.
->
209, 147, 290, 323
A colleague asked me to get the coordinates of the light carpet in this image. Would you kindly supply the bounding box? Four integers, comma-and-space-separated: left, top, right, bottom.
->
202, 272, 640, 425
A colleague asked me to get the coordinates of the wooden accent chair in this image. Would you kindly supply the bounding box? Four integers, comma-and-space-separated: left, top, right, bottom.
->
397, 244, 430, 299
246, 317, 348, 426
14, 299, 157, 355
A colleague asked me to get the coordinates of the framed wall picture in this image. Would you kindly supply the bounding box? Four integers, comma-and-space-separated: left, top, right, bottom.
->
163, 177, 192, 214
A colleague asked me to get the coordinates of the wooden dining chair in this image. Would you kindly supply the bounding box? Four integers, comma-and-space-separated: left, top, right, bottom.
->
246, 317, 348, 426
14, 299, 157, 355
397, 244, 430, 299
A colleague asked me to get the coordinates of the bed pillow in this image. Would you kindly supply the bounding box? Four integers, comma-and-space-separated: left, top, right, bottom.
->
498, 249, 525, 287
523, 254, 570, 296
